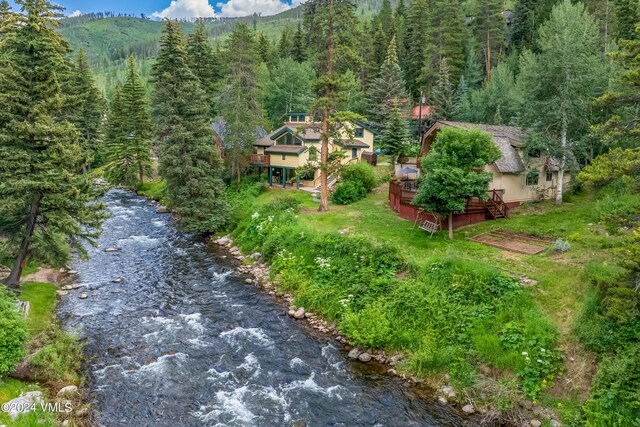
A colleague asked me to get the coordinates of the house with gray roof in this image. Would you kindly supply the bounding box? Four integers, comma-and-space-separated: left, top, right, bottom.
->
250, 112, 378, 189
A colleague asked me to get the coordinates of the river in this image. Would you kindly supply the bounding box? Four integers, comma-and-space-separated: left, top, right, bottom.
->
57, 189, 463, 427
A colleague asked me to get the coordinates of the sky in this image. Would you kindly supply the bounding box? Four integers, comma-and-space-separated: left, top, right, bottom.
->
7, 0, 302, 18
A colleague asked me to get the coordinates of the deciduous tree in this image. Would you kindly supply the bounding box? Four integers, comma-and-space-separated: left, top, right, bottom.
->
413, 127, 500, 239
518, 0, 607, 205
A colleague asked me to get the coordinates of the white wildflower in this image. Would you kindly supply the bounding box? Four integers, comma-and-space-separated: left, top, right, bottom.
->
521, 351, 528, 356
251, 212, 260, 220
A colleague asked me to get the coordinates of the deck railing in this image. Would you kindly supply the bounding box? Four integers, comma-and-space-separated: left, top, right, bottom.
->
250, 154, 270, 165
389, 180, 418, 205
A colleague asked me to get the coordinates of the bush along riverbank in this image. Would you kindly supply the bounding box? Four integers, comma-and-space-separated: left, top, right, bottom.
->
0, 270, 92, 427
219, 195, 564, 426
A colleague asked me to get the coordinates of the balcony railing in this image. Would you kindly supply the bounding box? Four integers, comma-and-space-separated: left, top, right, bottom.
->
250, 154, 270, 165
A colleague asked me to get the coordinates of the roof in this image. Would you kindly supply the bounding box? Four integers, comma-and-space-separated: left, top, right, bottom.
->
264, 145, 307, 155
268, 124, 322, 142
411, 105, 434, 120
426, 121, 528, 173
335, 139, 370, 148
353, 120, 380, 136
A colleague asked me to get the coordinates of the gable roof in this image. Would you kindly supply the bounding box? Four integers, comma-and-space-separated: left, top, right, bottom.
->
424, 121, 527, 173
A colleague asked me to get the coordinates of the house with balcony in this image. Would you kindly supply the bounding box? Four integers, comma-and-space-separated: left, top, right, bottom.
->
251, 112, 377, 189
389, 120, 573, 229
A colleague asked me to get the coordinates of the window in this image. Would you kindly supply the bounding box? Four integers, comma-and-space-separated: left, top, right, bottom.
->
309, 146, 317, 161
282, 155, 286, 161
355, 128, 364, 138
351, 148, 358, 159
546, 172, 553, 182
526, 171, 540, 186
527, 148, 541, 158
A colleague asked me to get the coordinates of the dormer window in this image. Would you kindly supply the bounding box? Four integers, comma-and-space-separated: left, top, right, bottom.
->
289, 114, 306, 123
355, 128, 364, 138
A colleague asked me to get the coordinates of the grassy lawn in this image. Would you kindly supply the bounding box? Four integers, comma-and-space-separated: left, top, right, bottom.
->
251, 185, 615, 338
0, 280, 80, 426
19, 282, 58, 335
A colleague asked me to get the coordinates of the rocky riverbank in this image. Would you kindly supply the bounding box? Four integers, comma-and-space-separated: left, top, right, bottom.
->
210, 235, 483, 415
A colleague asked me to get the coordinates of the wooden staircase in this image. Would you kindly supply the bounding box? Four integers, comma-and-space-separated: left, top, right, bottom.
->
313, 175, 338, 192
485, 190, 509, 219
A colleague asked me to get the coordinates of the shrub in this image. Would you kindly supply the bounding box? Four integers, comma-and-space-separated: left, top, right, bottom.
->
28, 326, 82, 384
554, 237, 570, 252
0, 290, 28, 375
332, 180, 367, 205
339, 162, 378, 192
582, 343, 640, 425
341, 300, 393, 348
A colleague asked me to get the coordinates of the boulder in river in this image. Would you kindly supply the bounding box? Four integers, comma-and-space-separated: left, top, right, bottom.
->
348, 348, 360, 360
156, 206, 169, 213
111, 278, 124, 284
104, 247, 120, 253
358, 353, 372, 362
57, 291, 69, 297
293, 307, 305, 320
4, 391, 43, 420
244, 278, 253, 284
78, 293, 88, 300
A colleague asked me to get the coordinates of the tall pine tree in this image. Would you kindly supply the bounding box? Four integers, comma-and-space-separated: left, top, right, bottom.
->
420, 0, 465, 91
291, 22, 307, 63
151, 20, 228, 232
69, 49, 105, 167
219, 23, 265, 183
366, 36, 407, 130
104, 55, 152, 187
0, 0, 104, 288
404, 0, 429, 100
380, 100, 412, 164
187, 21, 221, 118
304, 0, 360, 211
474, 0, 506, 81
430, 58, 456, 120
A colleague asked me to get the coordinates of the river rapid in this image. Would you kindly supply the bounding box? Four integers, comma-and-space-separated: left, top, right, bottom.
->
57, 189, 463, 427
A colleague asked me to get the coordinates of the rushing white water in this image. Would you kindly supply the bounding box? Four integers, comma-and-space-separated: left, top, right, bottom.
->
57, 190, 462, 427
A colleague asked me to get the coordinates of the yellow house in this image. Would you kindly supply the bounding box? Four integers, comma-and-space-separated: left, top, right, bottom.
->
251, 112, 378, 189
418, 121, 573, 206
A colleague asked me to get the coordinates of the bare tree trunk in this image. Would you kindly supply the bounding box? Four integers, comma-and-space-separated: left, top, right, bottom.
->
448, 212, 453, 240
318, 0, 335, 213
4, 194, 42, 289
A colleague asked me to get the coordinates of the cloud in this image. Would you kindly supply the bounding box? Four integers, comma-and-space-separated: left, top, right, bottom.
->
68, 10, 82, 17
217, 0, 291, 17
151, 0, 216, 19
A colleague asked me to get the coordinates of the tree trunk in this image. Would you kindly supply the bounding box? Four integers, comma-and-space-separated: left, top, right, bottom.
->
485, 31, 491, 81
318, 0, 335, 213
139, 163, 144, 186
4, 194, 42, 289
556, 110, 568, 205
448, 212, 453, 240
